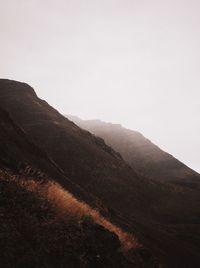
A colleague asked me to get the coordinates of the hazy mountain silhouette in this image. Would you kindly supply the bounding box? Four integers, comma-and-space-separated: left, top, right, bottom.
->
1, 79, 200, 267
67, 115, 200, 188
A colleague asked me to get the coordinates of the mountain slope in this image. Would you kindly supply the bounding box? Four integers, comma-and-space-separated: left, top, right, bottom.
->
1, 171, 137, 268
67, 115, 200, 187
1, 79, 200, 267
0, 106, 152, 268
0, 79, 166, 220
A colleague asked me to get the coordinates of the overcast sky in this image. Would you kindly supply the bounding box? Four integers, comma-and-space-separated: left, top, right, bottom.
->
1, 0, 200, 172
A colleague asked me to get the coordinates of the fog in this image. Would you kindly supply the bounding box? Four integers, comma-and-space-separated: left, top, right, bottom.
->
1, 0, 200, 172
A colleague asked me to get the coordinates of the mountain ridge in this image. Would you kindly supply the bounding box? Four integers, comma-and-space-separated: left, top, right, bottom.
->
66, 114, 200, 187
1, 79, 200, 267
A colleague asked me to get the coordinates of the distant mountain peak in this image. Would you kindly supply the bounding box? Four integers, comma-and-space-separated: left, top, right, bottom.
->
67, 114, 200, 186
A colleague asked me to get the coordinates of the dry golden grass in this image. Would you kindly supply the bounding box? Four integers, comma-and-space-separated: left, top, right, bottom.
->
1, 173, 139, 251
45, 181, 139, 251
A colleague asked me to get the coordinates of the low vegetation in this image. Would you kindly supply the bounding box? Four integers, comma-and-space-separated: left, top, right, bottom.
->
0, 169, 142, 268
17, 174, 139, 252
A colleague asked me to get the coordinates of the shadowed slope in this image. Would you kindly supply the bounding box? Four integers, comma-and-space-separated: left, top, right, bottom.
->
0, 171, 143, 268
0, 105, 153, 268
0, 79, 166, 219
1, 79, 200, 267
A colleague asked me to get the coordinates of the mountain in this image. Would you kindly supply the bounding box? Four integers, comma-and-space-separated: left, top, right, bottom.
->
0, 79, 200, 267
0, 106, 153, 267
67, 115, 200, 188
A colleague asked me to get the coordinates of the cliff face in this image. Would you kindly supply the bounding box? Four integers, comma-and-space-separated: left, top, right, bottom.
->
67, 115, 200, 187
1, 79, 200, 267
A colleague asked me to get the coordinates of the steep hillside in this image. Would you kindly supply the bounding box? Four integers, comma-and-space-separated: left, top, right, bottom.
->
1, 170, 147, 268
1, 79, 200, 267
67, 115, 200, 187
0, 172, 126, 268
0, 79, 168, 221
0, 106, 153, 267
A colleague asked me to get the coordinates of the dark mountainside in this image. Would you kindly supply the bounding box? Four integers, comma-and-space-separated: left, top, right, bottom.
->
0, 107, 153, 267
0, 79, 200, 267
67, 115, 200, 188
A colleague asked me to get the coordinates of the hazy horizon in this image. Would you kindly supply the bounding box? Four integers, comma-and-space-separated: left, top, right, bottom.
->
1, 0, 200, 173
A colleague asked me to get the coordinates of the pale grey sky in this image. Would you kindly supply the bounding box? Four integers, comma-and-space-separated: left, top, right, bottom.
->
1, 0, 200, 172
